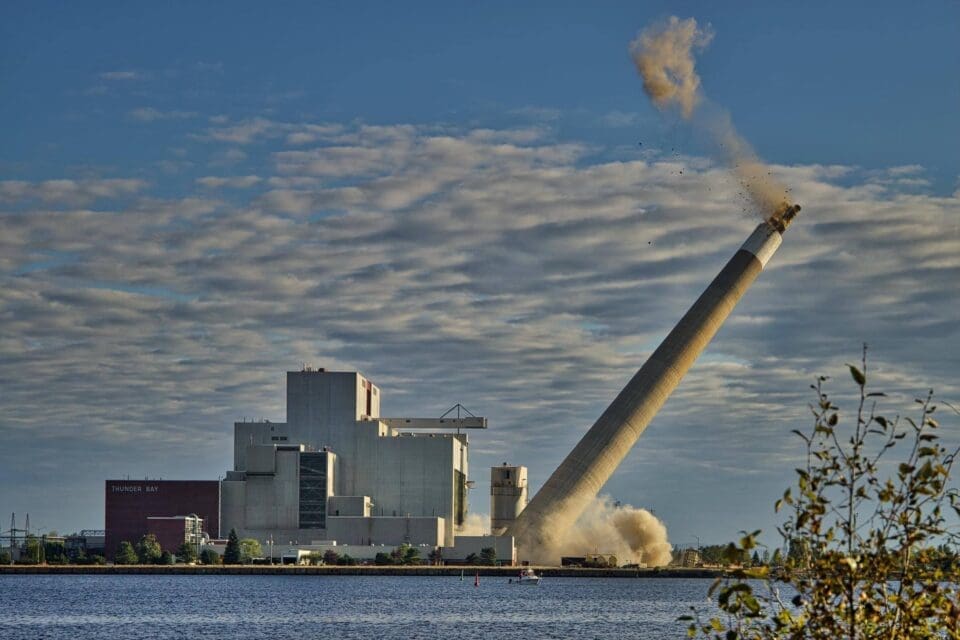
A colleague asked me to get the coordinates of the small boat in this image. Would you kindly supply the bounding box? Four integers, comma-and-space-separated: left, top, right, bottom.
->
515, 568, 541, 585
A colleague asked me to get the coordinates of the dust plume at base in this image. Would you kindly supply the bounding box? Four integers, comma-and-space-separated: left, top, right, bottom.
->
456, 512, 491, 536
522, 496, 673, 567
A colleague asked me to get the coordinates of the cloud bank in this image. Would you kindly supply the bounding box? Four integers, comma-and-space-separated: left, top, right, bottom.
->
1, 119, 958, 543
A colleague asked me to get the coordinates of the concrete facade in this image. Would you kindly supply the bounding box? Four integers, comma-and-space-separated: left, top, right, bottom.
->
490, 464, 527, 534
221, 368, 470, 549
326, 516, 444, 547
445, 535, 516, 565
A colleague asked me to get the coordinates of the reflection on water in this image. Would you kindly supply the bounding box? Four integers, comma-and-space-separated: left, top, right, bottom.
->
0, 575, 719, 639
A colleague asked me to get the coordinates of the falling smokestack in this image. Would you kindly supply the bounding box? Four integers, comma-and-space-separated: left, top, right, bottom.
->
506, 205, 800, 556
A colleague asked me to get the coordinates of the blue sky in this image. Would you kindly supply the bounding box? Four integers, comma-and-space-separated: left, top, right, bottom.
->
2, 1, 959, 549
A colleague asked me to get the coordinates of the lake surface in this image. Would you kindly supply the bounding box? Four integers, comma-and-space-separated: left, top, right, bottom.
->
0, 574, 724, 639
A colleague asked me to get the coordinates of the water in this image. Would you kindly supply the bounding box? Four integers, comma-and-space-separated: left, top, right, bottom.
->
0, 575, 719, 639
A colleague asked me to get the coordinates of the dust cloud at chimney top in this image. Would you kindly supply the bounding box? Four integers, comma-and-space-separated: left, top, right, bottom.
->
630, 16, 794, 216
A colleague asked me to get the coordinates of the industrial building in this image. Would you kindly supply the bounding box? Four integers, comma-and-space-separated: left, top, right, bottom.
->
221, 368, 474, 550
104, 368, 515, 563
104, 480, 220, 558
490, 464, 527, 535
101, 207, 798, 565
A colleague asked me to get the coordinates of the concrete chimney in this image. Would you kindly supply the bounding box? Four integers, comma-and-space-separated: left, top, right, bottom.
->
506, 207, 800, 556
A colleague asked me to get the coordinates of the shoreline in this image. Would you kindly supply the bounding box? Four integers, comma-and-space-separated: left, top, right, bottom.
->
0, 565, 724, 578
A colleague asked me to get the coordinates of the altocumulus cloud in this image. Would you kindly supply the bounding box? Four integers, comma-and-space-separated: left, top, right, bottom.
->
1, 121, 958, 538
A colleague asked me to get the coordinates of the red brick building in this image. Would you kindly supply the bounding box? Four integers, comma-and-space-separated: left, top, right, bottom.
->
104, 480, 220, 559
145, 516, 204, 554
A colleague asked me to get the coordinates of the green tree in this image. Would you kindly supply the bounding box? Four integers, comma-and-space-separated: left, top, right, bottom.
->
374, 552, 392, 565
239, 538, 262, 564
223, 529, 241, 565
336, 553, 357, 566
683, 350, 960, 638
479, 547, 497, 566
136, 534, 162, 564
115, 541, 138, 565
428, 547, 443, 566
465, 552, 479, 565
699, 544, 733, 565
402, 545, 421, 565
0, 550, 11, 564
176, 542, 197, 564
199, 548, 221, 565
160, 550, 175, 565
322, 549, 340, 565
21, 535, 43, 564
44, 540, 68, 564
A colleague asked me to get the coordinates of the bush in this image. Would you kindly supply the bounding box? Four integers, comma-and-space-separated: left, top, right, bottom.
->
199, 548, 221, 565
323, 550, 339, 565
176, 542, 197, 564
239, 538, 262, 563
160, 550, 175, 565
479, 547, 497, 566
44, 541, 68, 564
21, 536, 42, 564
115, 541, 138, 565
683, 350, 960, 638
401, 545, 421, 565
0, 550, 10, 564
374, 552, 392, 565
336, 554, 357, 566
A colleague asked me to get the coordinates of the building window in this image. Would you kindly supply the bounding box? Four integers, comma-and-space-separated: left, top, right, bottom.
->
454, 470, 467, 526
299, 453, 328, 529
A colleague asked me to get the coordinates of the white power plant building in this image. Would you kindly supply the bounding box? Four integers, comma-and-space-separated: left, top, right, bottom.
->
220, 368, 514, 561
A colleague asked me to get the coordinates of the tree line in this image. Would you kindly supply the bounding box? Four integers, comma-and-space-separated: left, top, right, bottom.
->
113, 528, 263, 565
1, 535, 108, 566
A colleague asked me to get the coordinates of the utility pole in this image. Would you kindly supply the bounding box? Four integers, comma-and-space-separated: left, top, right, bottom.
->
3, 513, 14, 564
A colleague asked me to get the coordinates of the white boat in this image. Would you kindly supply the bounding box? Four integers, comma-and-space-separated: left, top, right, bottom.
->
514, 568, 541, 585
